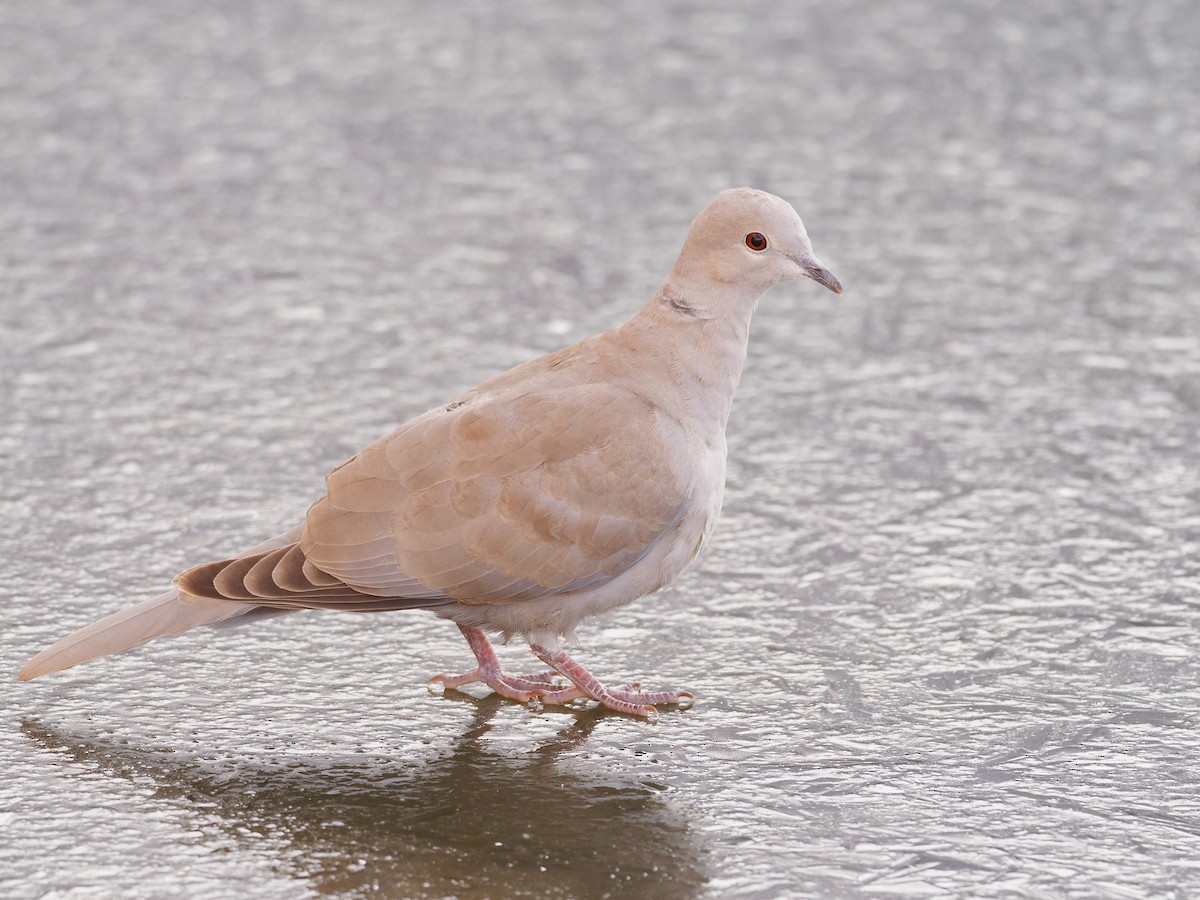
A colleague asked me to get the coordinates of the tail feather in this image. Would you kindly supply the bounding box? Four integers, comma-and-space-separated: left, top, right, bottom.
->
19, 526, 308, 681
18, 590, 255, 681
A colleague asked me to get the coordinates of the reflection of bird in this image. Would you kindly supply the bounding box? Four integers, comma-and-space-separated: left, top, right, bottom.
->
22, 703, 709, 898
20, 188, 842, 718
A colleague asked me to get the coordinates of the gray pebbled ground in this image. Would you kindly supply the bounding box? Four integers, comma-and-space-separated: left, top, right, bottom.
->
2, 1, 1199, 897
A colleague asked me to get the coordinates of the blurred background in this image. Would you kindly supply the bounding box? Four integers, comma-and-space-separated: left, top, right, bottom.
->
2, 0, 1198, 896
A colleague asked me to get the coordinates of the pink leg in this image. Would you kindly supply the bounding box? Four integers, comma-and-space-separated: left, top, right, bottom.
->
424, 628, 532, 705
529, 644, 695, 721
428, 626, 594, 704
429, 626, 695, 718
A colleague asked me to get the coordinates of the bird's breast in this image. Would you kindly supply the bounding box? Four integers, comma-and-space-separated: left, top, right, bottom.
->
688, 435, 728, 555
653, 428, 728, 591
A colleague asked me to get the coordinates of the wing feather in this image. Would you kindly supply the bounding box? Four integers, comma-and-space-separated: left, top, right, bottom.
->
301, 383, 686, 606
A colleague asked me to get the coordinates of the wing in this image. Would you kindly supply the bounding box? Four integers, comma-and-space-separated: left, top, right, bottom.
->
173, 539, 449, 611
301, 382, 687, 606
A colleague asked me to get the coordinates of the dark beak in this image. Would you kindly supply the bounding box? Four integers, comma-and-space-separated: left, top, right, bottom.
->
795, 255, 843, 295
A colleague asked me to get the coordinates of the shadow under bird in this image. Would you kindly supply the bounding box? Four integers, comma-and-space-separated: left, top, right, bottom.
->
20, 188, 842, 720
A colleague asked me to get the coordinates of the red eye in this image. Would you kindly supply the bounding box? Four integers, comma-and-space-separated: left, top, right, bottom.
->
745, 232, 767, 251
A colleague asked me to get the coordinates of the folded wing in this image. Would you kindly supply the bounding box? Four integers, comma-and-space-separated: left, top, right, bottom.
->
303, 382, 686, 606
172, 383, 685, 612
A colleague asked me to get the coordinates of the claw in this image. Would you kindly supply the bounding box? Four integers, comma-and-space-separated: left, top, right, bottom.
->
676, 691, 696, 710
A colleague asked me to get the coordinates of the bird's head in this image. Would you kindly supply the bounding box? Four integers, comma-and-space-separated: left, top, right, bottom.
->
671, 187, 842, 298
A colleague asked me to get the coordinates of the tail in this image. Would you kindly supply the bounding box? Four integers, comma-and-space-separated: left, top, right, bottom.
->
19, 590, 255, 681
19, 525, 307, 681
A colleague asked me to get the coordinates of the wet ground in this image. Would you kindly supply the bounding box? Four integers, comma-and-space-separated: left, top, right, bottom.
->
3, 0, 1200, 896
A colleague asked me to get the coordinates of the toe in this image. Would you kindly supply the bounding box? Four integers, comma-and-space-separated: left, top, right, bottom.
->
427, 668, 483, 691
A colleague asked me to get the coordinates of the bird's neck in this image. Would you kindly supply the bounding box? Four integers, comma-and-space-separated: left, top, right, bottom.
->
620, 274, 765, 437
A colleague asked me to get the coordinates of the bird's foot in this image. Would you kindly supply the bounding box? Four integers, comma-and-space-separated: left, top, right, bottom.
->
428, 667, 547, 704
429, 626, 694, 721
428, 627, 583, 703
530, 643, 694, 722
428, 665, 588, 701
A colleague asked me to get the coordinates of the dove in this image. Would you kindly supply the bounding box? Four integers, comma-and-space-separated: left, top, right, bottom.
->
19, 187, 842, 720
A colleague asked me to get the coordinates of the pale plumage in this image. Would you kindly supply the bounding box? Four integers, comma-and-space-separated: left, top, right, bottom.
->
20, 187, 842, 719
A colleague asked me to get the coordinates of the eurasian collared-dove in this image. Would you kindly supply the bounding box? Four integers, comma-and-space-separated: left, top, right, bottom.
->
20, 188, 842, 720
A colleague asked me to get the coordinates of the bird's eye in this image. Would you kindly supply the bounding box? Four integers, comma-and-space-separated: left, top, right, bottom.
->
745, 232, 768, 251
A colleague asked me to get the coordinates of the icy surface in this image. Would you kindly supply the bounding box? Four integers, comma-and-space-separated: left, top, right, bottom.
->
3, 1, 1200, 897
